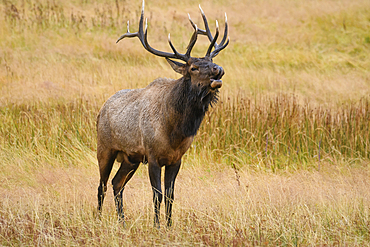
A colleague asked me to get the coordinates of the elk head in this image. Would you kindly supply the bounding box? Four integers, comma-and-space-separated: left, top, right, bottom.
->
116, 0, 229, 108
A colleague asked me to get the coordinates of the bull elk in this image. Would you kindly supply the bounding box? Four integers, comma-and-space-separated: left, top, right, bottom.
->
96, 0, 229, 227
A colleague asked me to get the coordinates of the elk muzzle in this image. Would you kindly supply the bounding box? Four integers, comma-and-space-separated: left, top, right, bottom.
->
210, 65, 224, 89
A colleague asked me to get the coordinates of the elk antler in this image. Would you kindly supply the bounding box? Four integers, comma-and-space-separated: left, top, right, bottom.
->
188, 6, 229, 58
116, 0, 198, 62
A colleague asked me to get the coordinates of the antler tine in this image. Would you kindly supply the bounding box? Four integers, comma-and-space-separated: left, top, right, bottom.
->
205, 20, 219, 57
191, 6, 229, 58
116, 0, 146, 47
185, 24, 198, 57
116, 0, 194, 62
218, 13, 228, 47
168, 34, 181, 56
188, 13, 207, 36
210, 13, 229, 58
198, 5, 214, 43
187, 14, 196, 29
116, 21, 138, 43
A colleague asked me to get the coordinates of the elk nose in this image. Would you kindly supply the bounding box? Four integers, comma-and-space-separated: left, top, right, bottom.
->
211, 65, 224, 79
212, 65, 219, 74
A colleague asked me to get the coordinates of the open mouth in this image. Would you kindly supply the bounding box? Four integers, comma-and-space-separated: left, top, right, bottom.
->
210, 79, 222, 89
210, 69, 224, 89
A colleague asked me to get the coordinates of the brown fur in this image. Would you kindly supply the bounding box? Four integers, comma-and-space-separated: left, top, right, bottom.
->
97, 77, 196, 168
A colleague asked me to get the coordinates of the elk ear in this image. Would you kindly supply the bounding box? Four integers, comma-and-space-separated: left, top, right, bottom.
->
166, 58, 187, 75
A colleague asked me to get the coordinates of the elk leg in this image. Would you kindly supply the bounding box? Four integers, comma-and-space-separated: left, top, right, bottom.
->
148, 161, 162, 228
97, 149, 117, 213
112, 159, 140, 222
164, 160, 181, 227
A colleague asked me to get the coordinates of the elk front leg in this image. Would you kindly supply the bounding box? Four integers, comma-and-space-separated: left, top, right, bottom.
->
148, 161, 162, 228
164, 160, 181, 227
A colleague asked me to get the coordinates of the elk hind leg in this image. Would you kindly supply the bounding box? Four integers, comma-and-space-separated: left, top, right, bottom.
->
97, 149, 117, 213
112, 153, 140, 222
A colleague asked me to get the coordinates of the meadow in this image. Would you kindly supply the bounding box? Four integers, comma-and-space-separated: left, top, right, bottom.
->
1, 0, 370, 245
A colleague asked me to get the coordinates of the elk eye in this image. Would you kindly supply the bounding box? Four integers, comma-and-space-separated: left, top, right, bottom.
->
191, 67, 199, 72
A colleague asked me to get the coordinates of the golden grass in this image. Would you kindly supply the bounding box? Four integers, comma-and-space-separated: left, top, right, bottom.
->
1, 0, 369, 104
1, 163, 370, 245
1, 0, 370, 245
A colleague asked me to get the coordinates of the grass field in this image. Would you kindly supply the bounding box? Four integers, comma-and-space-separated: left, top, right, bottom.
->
1, 0, 370, 245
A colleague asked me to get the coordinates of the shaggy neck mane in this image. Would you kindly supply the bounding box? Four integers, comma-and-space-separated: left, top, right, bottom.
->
168, 77, 216, 138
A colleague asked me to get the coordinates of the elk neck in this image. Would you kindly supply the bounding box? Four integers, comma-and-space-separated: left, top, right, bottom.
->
167, 76, 216, 138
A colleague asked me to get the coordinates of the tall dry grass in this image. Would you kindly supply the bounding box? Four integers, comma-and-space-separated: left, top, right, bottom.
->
1, 0, 370, 104
1, 164, 369, 245
1, 95, 369, 170
1, 0, 370, 245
